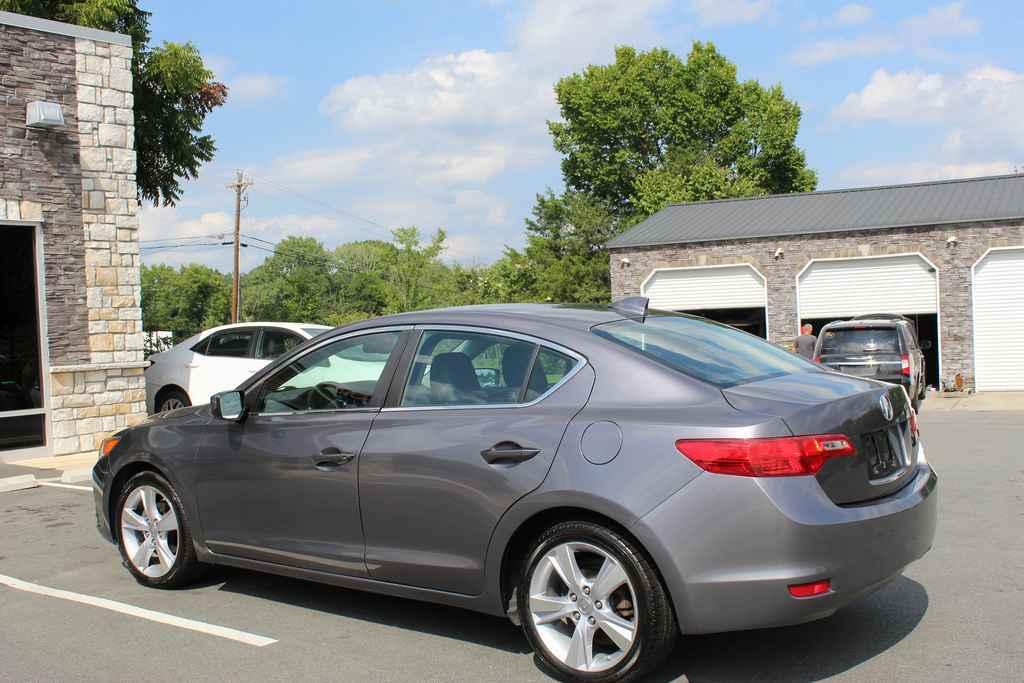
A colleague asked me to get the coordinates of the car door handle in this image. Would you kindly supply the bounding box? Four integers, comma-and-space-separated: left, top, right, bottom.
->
480, 442, 541, 465
311, 448, 355, 470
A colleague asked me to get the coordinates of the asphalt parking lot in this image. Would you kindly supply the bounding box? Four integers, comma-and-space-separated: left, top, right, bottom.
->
1, 410, 1022, 682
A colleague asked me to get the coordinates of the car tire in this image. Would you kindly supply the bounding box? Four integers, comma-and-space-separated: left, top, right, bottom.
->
518, 520, 677, 682
115, 471, 203, 589
156, 387, 191, 413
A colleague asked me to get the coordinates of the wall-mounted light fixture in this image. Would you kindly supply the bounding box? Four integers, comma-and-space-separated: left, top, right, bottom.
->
619, 257, 631, 267
773, 247, 784, 260
26, 101, 65, 129
946, 233, 959, 247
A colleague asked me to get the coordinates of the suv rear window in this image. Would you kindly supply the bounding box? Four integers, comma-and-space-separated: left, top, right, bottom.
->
819, 327, 900, 355
593, 315, 816, 388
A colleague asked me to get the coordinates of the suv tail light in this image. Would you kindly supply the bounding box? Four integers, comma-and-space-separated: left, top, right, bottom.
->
901, 354, 911, 376
675, 434, 856, 477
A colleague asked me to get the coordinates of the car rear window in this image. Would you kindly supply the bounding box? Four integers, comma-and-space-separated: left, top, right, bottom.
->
819, 327, 900, 355
593, 315, 817, 388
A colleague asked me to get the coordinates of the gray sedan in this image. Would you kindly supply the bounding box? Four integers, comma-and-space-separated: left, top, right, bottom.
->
91, 300, 937, 682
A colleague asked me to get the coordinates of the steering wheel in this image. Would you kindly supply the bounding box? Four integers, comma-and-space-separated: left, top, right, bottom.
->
309, 381, 349, 410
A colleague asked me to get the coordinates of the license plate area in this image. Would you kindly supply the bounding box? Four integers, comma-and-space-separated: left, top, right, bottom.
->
840, 364, 878, 377
862, 426, 908, 481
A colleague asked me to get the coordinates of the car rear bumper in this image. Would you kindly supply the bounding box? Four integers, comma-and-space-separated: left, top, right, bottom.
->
632, 445, 937, 634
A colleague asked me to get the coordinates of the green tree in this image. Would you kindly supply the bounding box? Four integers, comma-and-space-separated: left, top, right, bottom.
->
141, 263, 229, 338
241, 237, 338, 323
549, 43, 816, 216
498, 191, 625, 304
2, 0, 227, 205
386, 228, 449, 313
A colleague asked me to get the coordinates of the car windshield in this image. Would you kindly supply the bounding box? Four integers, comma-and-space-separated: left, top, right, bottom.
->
593, 314, 817, 388
819, 327, 900, 354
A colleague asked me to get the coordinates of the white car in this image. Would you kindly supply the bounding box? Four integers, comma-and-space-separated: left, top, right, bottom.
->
145, 322, 331, 414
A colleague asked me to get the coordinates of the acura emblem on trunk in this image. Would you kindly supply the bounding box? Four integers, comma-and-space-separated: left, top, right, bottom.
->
879, 395, 894, 421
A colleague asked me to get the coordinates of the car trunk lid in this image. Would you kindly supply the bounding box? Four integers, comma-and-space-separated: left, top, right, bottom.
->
723, 371, 917, 504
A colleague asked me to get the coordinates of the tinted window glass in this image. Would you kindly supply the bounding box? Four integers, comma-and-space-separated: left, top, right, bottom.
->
256, 329, 303, 360
401, 331, 537, 406
190, 337, 210, 355
820, 328, 900, 355
593, 315, 816, 388
206, 330, 254, 358
260, 331, 400, 413
525, 348, 577, 401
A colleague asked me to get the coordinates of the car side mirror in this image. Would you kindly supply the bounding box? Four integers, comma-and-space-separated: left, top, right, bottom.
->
920, 340, 933, 350
211, 390, 246, 422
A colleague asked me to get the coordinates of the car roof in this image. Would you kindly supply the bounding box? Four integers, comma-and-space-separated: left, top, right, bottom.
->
199, 322, 329, 337
822, 319, 907, 329
347, 304, 629, 332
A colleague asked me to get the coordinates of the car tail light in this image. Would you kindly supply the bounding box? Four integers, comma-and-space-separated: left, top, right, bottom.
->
813, 355, 821, 363
675, 434, 856, 477
901, 354, 911, 376
789, 579, 831, 598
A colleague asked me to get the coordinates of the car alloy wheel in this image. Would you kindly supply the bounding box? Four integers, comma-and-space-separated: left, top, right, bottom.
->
527, 541, 639, 673
160, 397, 186, 411
120, 485, 179, 578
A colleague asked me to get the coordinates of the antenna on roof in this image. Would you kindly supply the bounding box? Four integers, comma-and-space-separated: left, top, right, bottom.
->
609, 296, 649, 321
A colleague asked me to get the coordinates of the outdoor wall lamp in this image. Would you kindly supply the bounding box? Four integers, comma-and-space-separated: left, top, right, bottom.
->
26, 101, 65, 128
946, 234, 959, 247
619, 257, 631, 267
773, 247, 785, 259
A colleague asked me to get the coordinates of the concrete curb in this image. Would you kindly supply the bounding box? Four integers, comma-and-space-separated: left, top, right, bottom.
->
59, 467, 93, 484
0, 474, 39, 493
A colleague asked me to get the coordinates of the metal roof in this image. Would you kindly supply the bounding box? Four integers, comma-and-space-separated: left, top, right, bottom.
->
0, 10, 131, 46
607, 173, 1024, 249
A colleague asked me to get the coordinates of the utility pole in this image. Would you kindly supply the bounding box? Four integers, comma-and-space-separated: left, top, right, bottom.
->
227, 170, 253, 323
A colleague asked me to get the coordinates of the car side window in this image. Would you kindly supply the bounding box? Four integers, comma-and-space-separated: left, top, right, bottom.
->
525, 348, 577, 401
259, 331, 401, 414
257, 328, 303, 360
401, 331, 538, 407
205, 329, 255, 358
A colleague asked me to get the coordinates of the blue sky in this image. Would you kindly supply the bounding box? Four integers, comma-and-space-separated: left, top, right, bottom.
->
140, 0, 1024, 272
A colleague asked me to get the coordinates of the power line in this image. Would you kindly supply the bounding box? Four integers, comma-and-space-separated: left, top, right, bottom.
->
247, 173, 393, 235
139, 234, 227, 244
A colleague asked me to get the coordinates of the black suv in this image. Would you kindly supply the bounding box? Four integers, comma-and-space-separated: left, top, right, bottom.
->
813, 314, 929, 411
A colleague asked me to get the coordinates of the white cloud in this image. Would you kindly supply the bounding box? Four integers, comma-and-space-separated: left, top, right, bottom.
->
791, 2, 980, 66
839, 161, 1017, 185
834, 65, 1024, 128
903, 1, 979, 39
801, 3, 874, 31
834, 64, 1024, 185
273, 148, 374, 184
229, 73, 287, 103
687, 0, 770, 26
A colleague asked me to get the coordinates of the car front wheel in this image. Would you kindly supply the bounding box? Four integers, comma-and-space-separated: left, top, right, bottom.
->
115, 471, 202, 588
518, 521, 677, 681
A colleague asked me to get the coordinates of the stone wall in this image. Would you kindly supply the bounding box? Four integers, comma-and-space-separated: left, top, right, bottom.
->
74, 36, 143, 368
0, 23, 89, 365
610, 220, 1024, 390
1, 19, 145, 457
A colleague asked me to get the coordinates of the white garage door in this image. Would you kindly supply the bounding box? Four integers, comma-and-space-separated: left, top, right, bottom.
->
642, 265, 765, 311
798, 255, 938, 319
973, 248, 1024, 391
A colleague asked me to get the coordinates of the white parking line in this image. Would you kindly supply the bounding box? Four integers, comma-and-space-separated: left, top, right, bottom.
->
0, 573, 277, 647
38, 482, 91, 492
